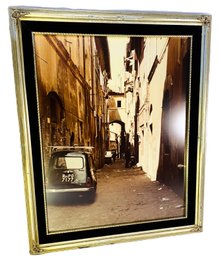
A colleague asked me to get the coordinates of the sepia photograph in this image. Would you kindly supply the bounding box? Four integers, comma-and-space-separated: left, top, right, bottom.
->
9, 7, 211, 254
33, 34, 190, 233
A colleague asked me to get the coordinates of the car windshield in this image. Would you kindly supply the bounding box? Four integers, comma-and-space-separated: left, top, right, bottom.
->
55, 156, 84, 169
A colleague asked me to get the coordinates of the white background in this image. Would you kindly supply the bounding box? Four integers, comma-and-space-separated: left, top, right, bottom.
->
1, 1, 219, 256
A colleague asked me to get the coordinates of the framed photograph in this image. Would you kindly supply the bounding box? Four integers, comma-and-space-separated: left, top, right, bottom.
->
9, 7, 211, 254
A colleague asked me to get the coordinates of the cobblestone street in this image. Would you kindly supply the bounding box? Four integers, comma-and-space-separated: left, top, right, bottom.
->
46, 159, 185, 233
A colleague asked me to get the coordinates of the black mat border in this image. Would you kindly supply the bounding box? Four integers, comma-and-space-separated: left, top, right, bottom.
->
20, 20, 201, 245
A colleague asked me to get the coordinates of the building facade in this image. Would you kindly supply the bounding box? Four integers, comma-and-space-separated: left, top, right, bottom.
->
124, 36, 191, 196
157, 38, 191, 197
34, 34, 110, 169
125, 37, 169, 179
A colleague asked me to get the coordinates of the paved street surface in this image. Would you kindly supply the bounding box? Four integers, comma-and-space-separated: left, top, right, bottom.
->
46, 160, 185, 233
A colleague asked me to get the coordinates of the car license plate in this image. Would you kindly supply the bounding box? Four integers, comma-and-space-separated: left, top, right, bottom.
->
61, 173, 75, 183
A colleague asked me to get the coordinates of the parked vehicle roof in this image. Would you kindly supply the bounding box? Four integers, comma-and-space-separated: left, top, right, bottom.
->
48, 146, 94, 155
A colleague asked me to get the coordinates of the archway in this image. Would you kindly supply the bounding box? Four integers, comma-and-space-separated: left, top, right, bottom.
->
109, 120, 125, 158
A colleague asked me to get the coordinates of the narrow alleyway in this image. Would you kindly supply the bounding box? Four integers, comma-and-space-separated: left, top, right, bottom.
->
46, 159, 185, 233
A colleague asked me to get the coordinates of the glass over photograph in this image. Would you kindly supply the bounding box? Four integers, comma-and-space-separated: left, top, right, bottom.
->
33, 34, 191, 234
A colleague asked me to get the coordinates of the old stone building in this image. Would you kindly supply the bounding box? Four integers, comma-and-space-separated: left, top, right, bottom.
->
124, 36, 191, 197
33, 34, 110, 168
157, 37, 191, 197
125, 37, 169, 177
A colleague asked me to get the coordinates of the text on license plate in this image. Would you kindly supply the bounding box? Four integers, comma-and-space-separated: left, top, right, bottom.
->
62, 174, 75, 183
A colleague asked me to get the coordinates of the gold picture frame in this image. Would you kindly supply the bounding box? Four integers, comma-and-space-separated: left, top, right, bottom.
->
9, 6, 211, 255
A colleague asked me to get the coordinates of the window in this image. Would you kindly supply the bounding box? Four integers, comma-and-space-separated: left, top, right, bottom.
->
55, 156, 84, 169
117, 100, 122, 108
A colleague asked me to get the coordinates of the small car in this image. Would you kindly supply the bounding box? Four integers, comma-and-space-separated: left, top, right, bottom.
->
46, 148, 97, 203
104, 150, 113, 164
